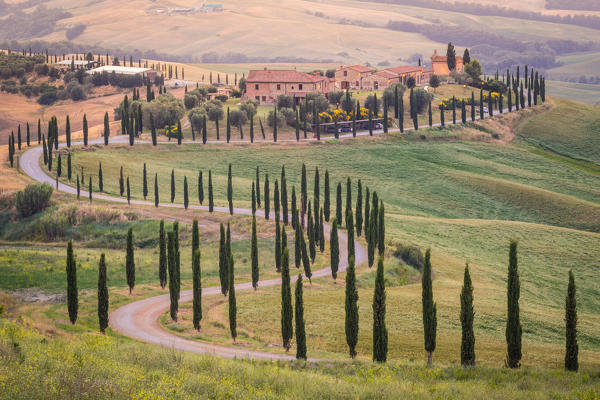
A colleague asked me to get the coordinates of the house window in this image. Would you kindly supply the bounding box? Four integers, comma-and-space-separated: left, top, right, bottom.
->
255, 84, 259, 90
255, 96, 260, 102
262, 96, 266, 102
277, 84, 281, 90
355, 81, 359, 86
299, 84, 303, 90
344, 70, 347, 77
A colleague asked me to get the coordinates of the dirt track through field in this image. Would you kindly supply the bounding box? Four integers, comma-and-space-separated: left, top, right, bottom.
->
20, 135, 367, 361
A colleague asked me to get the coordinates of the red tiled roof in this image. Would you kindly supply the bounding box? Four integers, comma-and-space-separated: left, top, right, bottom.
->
385, 66, 432, 75
247, 69, 324, 83
340, 64, 373, 73
371, 70, 399, 79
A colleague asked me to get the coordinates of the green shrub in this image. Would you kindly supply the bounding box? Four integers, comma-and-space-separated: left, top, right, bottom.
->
392, 241, 424, 270
15, 183, 53, 217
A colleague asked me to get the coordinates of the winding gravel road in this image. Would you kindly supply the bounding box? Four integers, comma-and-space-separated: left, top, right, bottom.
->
20, 136, 367, 360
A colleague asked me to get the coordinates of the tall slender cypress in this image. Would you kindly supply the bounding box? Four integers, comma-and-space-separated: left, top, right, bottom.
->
159, 220, 167, 289
301, 164, 307, 226
98, 162, 103, 192
300, 222, 312, 282
256, 166, 261, 207
565, 270, 578, 372
274, 180, 280, 216
319, 208, 325, 253
98, 253, 108, 333
208, 170, 214, 212
330, 219, 339, 280
126, 176, 131, 205
218, 224, 228, 295
294, 213, 302, 269
228, 247, 237, 341
336, 182, 342, 225
281, 248, 293, 351
364, 187, 370, 238
282, 166, 289, 225
275, 215, 282, 272
198, 171, 204, 205
227, 164, 233, 215
251, 182, 256, 215
506, 240, 522, 369
65, 115, 71, 147
143, 163, 148, 200
103, 111, 110, 145
66, 240, 78, 324
372, 257, 387, 362
192, 249, 202, 331
356, 180, 363, 237
378, 202, 385, 256
291, 187, 297, 229
347, 211, 355, 263
295, 274, 307, 360
167, 231, 178, 321
324, 170, 330, 222
251, 216, 259, 290
88, 177, 92, 203
422, 248, 437, 366
119, 166, 124, 197
345, 256, 359, 358
67, 153, 71, 181
308, 202, 315, 262
126, 227, 135, 294
154, 173, 159, 207
170, 169, 175, 203
183, 176, 189, 210
460, 263, 475, 366
471, 92, 475, 121
264, 174, 270, 220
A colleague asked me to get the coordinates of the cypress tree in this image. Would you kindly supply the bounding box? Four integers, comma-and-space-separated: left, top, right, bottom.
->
330, 219, 339, 280
103, 112, 110, 146
452, 96, 457, 124
264, 174, 270, 220
218, 224, 228, 295
324, 170, 330, 222
184, 176, 189, 210
57, 154, 62, 177
126, 176, 131, 205
281, 248, 293, 351
151, 112, 157, 146
119, 166, 124, 196
66, 240, 78, 324
77, 175, 80, 199
301, 164, 307, 225
347, 204, 356, 258
167, 231, 178, 321
143, 163, 148, 200
488, 91, 494, 117
256, 166, 261, 207
508, 87, 513, 112
471, 92, 476, 121
372, 257, 387, 362
291, 187, 297, 229
228, 246, 237, 341
565, 270, 578, 372
345, 256, 359, 358
461, 100, 467, 123
26, 122, 30, 147
319, 208, 325, 253
251, 216, 259, 290
281, 166, 288, 225
154, 173, 159, 207
460, 263, 475, 366
394, 85, 399, 118
368, 106, 373, 136
399, 95, 404, 133
275, 214, 282, 272
428, 101, 433, 127
202, 116, 207, 144
37, 119, 41, 144
88, 177, 92, 203
383, 97, 389, 133
170, 169, 175, 203
8, 134, 14, 168
126, 227, 135, 294
422, 248, 437, 366
274, 180, 280, 216
226, 107, 231, 143
308, 202, 315, 262
98, 162, 103, 192
15, 126, 20, 151
198, 171, 204, 205
364, 187, 370, 238
208, 170, 214, 212
336, 182, 342, 225
98, 253, 108, 333
300, 221, 311, 282
159, 220, 167, 289
479, 90, 484, 120
250, 114, 254, 143
177, 120, 182, 145
294, 213, 302, 269
252, 181, 256, 215
66, 115, 71, 147
506, 240, 522, 369
295, 274, 307, 360
66, 152, 71, 181
378, 202, 385, 256
356, 180, 363, 237
42, 135, 48, 165
192, 249, 202, 330
273, 105, 278, 142
345, 177, 352, 223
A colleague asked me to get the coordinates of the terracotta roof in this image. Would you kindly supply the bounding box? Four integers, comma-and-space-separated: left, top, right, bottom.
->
371, 70, 399, 79
385, 66, 431, 75
340, 64, 373, 73
247, 69, 324, 83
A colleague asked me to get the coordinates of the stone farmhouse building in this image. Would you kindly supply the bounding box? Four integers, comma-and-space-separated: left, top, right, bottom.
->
335, 65, 374, 90
244, 68, 332, 105
430, 49, 463, 76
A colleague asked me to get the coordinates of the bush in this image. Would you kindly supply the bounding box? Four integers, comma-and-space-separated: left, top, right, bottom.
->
142, 93, 185, 128
277, 94, 293, 109
15, 184, 53, 218
305, 92, 329, 114
383, 83, 407, 107
414, 89, 434, 114
239, 99, 257, 120
215, 94, 228, 102
184, 93, 198, 110
392, 242, 424, 270
38, 87, 58, 105
267, 109, 286, 128
327, 90, 344, 105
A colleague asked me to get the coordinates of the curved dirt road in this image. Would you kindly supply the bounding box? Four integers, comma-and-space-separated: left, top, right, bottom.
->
20, 136, 367, 360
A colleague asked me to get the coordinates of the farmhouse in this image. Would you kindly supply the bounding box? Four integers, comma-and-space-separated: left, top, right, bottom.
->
385, 65, 432, 86
335, 65, 374, 90
86, 65, 158, 80
361, 70, 398, 91
244, 68, 331, 105
431, 49, 463, 76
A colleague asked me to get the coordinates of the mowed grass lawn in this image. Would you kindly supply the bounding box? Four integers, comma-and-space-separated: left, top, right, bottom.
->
56, 137, 600, 367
